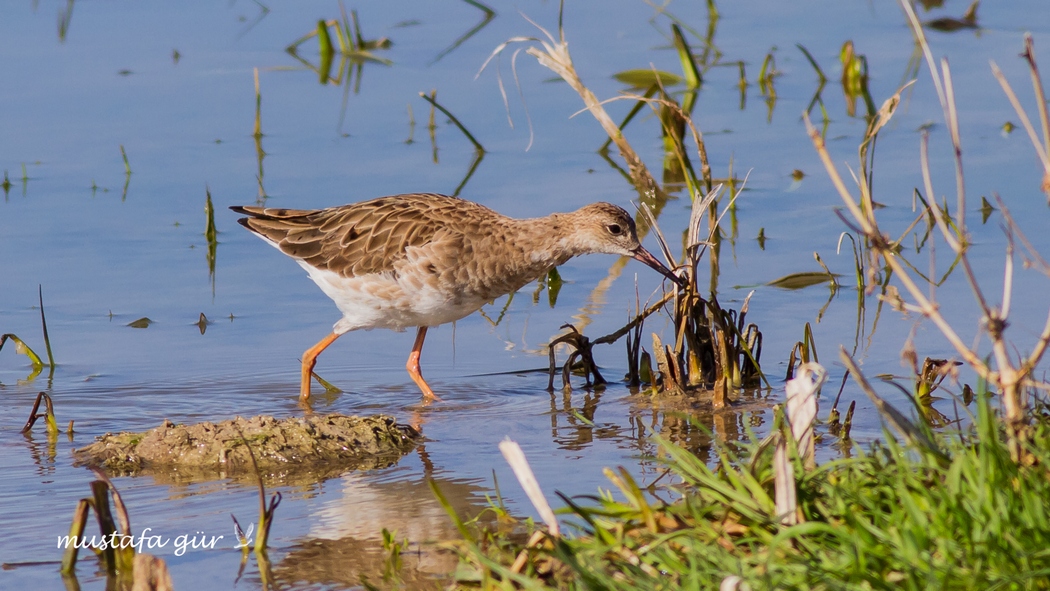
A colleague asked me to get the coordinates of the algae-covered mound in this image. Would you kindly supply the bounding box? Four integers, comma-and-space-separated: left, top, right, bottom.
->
74, 414, 419, 483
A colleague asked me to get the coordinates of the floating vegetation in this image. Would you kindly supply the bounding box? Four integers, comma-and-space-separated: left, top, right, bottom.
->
767, 270, 839, 290
980, 195, 996, 223
925, 0, 980, 32
74, 414, 419, 484
418, 90, 486, 195
531, 267, 563, 308
196, 312, 211, 335
612, 69, 684, 89
286, 2, 392, 86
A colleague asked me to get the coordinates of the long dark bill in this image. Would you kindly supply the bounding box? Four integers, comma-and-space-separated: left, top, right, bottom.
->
631, 246, 684, 287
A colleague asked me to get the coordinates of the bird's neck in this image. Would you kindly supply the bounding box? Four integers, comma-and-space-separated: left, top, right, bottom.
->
513, 211, 582, 267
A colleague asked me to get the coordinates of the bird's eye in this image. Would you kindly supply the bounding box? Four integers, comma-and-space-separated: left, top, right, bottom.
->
607, 223, 623, 235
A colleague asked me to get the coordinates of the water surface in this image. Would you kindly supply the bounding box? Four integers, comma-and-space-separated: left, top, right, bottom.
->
1, 1, 1048, 588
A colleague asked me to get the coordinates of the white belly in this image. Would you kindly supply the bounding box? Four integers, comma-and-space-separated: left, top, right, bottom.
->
299, 262, 486, 334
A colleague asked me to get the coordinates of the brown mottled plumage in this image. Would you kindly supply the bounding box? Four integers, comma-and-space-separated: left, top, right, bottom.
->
231, 193, 679, 401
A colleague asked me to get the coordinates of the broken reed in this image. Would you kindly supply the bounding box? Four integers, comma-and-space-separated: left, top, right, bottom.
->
59, 473, 175, 590
20, 391, 68, 436
62, 472, 136, 577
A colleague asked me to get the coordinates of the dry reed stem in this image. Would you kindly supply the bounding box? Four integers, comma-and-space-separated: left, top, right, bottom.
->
805, 1, 1050, 434
805, 110, 1002, 415
525, 39, 659, 193
1022, 35, 1050, 155
901, 1, 967, 223
499, 438, 560, 537
773, 438, 796, 525
785, 363, 826, 467
990, 57, 1050, 200
477, 11, 664, 193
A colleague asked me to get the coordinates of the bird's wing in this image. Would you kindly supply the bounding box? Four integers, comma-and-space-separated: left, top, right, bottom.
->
232, 194, 479, 278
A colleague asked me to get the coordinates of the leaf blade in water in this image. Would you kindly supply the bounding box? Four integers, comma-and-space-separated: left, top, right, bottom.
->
767, 272, 839, 290
612, 69, 683, 89
127, 318, 153, 329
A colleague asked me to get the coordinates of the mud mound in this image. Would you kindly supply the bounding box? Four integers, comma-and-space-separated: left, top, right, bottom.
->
74, 414, 419, 484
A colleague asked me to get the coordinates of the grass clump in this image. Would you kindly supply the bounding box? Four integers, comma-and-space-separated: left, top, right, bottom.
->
447, 388, 1050, 589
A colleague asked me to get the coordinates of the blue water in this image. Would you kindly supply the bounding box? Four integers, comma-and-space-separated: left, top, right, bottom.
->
1, 1, 1048, 588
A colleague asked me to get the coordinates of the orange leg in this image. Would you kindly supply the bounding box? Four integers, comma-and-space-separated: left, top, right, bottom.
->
301, 332, 341, 401
406, 326, 441, 401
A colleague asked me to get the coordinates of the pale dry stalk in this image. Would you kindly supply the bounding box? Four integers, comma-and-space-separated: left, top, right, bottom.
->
525, 39, 660, 193
804, 3, 1050, 441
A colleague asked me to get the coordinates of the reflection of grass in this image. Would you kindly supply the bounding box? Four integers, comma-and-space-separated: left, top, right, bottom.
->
204, 187, 218, 294
253, 68, 267, 203
419, 91, 483, 151
431, 0, 495, 64
418, 91, 486, 195
285, 3, 393, 86
57, 0, 74, 42
119, 144, 132, 201
285, 4, 394, 133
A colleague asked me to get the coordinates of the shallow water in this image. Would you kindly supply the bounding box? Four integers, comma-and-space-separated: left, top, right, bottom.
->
1, 1, 1048, 588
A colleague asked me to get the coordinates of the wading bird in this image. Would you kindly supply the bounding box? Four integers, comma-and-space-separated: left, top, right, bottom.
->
232, 193, 679, 401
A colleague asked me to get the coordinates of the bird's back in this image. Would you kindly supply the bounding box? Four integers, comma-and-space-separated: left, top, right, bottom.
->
232, 193, 502, 279
233, 194, 551, 331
